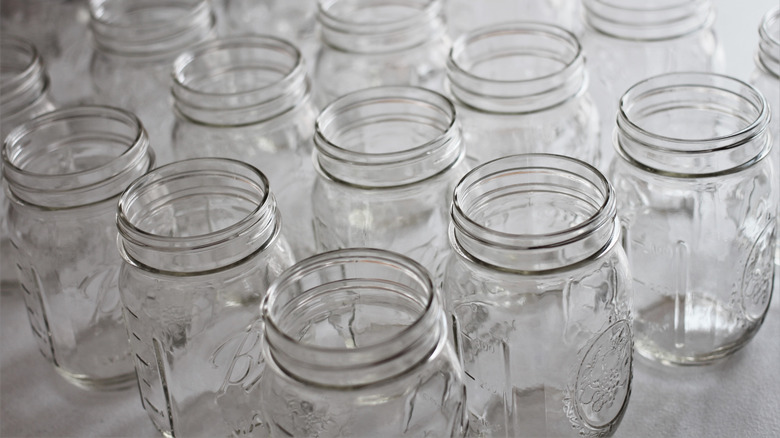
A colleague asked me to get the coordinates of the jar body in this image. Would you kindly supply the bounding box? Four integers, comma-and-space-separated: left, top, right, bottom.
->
259, 249, 467, 438
117, 158, 295, 437
457, 93, 599, 166
444, 247, 632, 437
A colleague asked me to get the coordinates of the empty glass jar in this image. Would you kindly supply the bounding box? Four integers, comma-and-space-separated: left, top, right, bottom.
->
581, 0, 724, 169
610, 73, 777, 365
1, 34, 56, 291
312, 86, 468, 279
171, 35, 319, 259
89, 0, 216, 165
260, 248, 468, 437
443, 154, 633, 437
446, 22, 600, 167
116, 158, 295, 437
446, 0, 581, 41
3, 105, 154, 390
751, 6, 780, 268
313, 0, 449, 106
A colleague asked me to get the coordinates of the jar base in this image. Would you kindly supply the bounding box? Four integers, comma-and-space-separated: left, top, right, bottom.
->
54, 367, 137, 391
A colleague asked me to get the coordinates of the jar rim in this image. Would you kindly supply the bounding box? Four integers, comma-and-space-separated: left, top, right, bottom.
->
582, 0, 713, 41
0, 35, 42, 94
318, 0, 439, 29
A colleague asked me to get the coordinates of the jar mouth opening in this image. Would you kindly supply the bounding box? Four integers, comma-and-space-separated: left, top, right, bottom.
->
318, 0, 438, 29
315, 86, 456, 161
618, 72, 769, 152
172, 35, 304, 99
452, 154, 613, 245
263, 248, 435, 355
117, 158, 272, 246
449, 22, 582, 86
3, 105, 146, 181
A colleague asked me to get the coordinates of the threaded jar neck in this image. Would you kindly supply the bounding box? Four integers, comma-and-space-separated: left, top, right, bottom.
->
117, 158, 281, 274
89, 0, 215, 60
583, 0, 713, 41
172, 35, 311, 126
446, 22, 587, 114
451, 154, 618, 273
2, 105, 153, 209
262, 248, 443, 388
757, 7, 780, 79
317, 0, 446, 54
314, 86, 463, 188
0, 34, 49, 118
615, 72, 771, 177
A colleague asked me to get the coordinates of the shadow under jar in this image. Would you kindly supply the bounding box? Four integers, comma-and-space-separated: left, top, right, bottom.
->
443, 154, 633, 438
116, 158, 295, 437
581, 0, 724, 169
446, 22, 600, 168
1, 34, 56, 292
88, 0, 216, 166
171, 34, 319, 259
260, 248, 468, 437
609, 72, 777, 365
312, 86, 468, 281
2, 105, 154, 390
313, 0, 449, 107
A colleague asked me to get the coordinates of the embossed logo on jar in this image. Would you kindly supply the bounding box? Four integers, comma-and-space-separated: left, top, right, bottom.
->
741, 221, 775, 322
573, 320, 632, 430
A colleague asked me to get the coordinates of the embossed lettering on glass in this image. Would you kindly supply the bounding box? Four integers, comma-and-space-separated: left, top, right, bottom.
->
446, 22, 600, 167
610, 72, 777, 365
0, 34, 56, 291
3, 105, 154, 390
312, 86, 468, 280
751, 6, 780, 269
443, 154, 633, 437
313, 0, 449, 106
88, 0, 216, 165
116, 158, 295, 437
171, 35, 319, 259
581, 0, 724, 169
260, 248, 468, 437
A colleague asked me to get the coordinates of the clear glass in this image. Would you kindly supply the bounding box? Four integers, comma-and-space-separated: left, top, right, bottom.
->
116, 158, 295, 437
88, 0, 216, 166
751, 6, 780, 268
443, 154, 633, 437
1, 0, 93, 105
171, 35, 319, 259
581, 0, 724, 170
1, 34, 56, 291
2, 105, 154, 390
312, 86, 469, 280
446, 22, 600, 167
260, 248, 467, 437
609, 72, 777, 365
313, 0, 450, 106
446, 0, 581, 40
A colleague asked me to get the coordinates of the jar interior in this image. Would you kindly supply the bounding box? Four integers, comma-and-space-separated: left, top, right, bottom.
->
122, 170, 266, 238
452, 28, 577, 81
625, 85, 760, 142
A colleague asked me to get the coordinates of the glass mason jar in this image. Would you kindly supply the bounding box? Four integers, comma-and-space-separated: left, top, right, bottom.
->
445, 0, 581, 40
116, 158, 295, 437
1, 34, 57, 291
89, 0, 216, 166
443, 154, 633, 437
1, 0, 93, 105
751, 6, 780, 268
260, 248, 468, 437
312, 86, 468, 280
581, 0, 724, 169
446, 22, 600, 168
610, 72, 777, 365
313, 0, 450, 107
171, 35, 319, 259
2, 105, 154, 390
